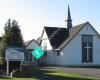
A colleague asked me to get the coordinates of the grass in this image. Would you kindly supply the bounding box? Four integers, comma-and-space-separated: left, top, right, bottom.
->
0, 77, 37, 80
0, 67, 99, 80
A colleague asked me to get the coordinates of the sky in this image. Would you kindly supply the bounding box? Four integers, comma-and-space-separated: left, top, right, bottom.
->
0, 0, 100, 41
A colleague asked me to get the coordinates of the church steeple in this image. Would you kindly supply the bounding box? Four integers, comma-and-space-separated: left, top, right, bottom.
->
67, 5, 72, 29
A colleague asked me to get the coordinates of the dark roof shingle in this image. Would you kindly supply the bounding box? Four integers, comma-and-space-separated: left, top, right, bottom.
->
58, 22, 87, 49
44, 27, 69, 49
44, 22, 88, 49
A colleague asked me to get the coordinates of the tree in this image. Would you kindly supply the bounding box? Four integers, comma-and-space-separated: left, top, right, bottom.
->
10, 20, 24, 47
0, 19, 11, 61
2, 19, 11, 47
0, 19, 24, 64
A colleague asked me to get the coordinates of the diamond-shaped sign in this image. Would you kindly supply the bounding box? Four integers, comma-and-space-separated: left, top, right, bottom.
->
31, 47, 44, 60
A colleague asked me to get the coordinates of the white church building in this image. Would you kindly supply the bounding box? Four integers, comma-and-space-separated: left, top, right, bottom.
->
40, 6, 100, 66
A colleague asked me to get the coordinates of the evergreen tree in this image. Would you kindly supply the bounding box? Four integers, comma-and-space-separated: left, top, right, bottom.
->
0, 19, 11, 61
0, 19, 24, 63
10, 20, 24, 47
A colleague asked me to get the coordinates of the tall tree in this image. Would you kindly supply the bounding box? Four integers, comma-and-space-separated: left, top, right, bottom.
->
0, 19, 11, 61
10, 20, 24, 47
4, 19, 11, 46
0, 19, 24, 63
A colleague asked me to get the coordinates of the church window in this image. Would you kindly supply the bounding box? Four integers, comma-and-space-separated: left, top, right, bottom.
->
82, 35, 93, 63
57, 50, 60, 56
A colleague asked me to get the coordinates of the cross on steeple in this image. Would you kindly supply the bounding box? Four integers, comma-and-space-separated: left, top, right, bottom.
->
66, 5, 72, 29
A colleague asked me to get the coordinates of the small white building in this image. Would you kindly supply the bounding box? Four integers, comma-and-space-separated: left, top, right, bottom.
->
25, 39, 41, 64
40, 6, 100, 66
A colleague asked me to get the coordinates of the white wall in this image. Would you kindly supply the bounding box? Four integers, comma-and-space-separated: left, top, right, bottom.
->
25, 40, 40, 63
41, 29, 54, 65
62, 23, 100, 66
93, 35, 100, 64
62, 33, 82, 65
41, 30, 52, 50
53, 51, 64, 65
42, 24, 100, 66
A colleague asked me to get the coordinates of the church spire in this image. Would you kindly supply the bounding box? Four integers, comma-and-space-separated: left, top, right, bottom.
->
67, 5, 72, 29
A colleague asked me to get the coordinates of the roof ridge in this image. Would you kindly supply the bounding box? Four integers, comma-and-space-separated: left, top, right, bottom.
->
58, 21, 89, 49
44, 22, 88, 29
73, 21, 88, 28
25, 38, 39, 47
44, 26, 66, 29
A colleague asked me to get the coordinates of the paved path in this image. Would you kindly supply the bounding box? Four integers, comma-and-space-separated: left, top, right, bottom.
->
41, 67, 100, 78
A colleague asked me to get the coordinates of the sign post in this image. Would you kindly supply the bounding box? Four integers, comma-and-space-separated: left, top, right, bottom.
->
5, 48, 24, 75
7, 60, 9, 75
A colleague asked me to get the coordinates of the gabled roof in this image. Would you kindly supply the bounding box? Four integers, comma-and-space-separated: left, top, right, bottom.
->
58, 22, 87, 49
58, 22, 100, 49
44, 27, 69, 49
43, 22, 100, 50
36, 37, 41, 45
24, 38, 39, 48
24, 40, 31, 46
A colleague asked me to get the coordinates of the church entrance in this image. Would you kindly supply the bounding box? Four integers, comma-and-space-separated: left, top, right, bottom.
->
82, 35, 93, 63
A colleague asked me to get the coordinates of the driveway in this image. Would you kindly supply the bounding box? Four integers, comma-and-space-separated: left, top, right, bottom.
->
41, 67, 100, 78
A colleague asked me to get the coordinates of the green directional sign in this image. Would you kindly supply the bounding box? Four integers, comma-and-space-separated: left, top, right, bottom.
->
31, 47, 44, 60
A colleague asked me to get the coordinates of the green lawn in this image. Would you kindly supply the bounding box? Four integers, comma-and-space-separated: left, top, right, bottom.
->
0, 67, 99, 80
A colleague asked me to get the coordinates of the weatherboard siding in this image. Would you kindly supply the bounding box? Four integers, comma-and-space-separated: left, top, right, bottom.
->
62, 24, 100, 66
25, 39, 40, 63
41, 24, 100, 66
53, 51, 64, 65
93, 35, 100, 64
